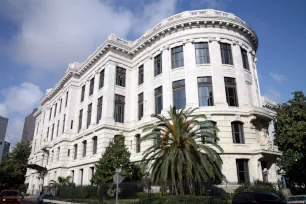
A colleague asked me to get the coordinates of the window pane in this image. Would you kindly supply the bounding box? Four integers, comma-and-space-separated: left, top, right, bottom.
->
172, 46, 184, 69
116, 67, 126, 87
114, 94, 125, 123
99, 69, 105, 88
195, 42, 210, 64
154, 54, 162, 76
138, 65, 144, 85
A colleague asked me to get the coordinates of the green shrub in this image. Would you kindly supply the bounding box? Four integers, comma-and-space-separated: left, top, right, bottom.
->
233, 180, 278, 197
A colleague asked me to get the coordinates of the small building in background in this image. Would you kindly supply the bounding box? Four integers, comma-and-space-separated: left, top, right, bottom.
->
0, 116, 8, 141
22, 108, 38, 142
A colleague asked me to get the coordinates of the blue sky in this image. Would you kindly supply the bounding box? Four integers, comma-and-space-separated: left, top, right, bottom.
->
0, 0, 306, 147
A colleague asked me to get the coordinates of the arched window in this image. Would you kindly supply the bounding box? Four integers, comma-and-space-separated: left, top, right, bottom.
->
92, 136, 97, 155
82, 140, 87, 157
135, 134, 141, 153
231, 121, 245, 144
200, 121, 217, 143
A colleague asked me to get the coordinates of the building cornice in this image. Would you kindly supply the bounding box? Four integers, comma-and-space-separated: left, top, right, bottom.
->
40, 9, 258, 107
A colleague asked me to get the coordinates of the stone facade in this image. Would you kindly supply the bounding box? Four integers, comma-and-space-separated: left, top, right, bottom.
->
25, 9, 281, 194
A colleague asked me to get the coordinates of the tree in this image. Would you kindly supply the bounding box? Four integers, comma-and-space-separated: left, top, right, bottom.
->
274, 91, 306, 189
141, 107, 223, 195
0, 140, 31, 188
92, 136, 133, 184
57, 176, 72, 186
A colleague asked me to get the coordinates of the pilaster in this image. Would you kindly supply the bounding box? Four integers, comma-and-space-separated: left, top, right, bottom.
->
161, 46, 171, 113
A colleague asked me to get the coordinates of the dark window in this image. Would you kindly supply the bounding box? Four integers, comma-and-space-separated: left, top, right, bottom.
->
99, 69, 105, 89
225, 77, 238, 107
198, 77, 214, 106
138, 65, 144, 85
173, 80, 186, 109
82, 140, 87, 157
135, 134, 141, 153
80, 169, 84, 186
155, 86, 163, 114
56, 120, 59, 137
241, 48, 249, 70
81, 85, 85, 102
97, 97, 103, 124
49, 108, 52, 121
87, 103, 92, 128
232, 121, 245, 144
71, 170, 74, 183
114, 94, 125, 123
71, 120, 73, 129
78, 109, 83, 132
46, 127, 49, 140
62, 114, 66, 133
89, 78, 94, 96
236, 159, 249, 184
116, 67, 126, 87
74, 144, 77, 160
220, 43, 233, 65
54, 103, 57, 117
57, 147, 60, 161
154, 54, 162, 76
65, 91, 69, 107
200, 121, 217, 143
195, 42, 210, 64
138, 93, 144, 120
92, 136, 97, 155
51, 124, 54, 141
67, 149, 70, 157
59, 99, 62, 113
114, 135, 124, 144
171, 46, 184, 68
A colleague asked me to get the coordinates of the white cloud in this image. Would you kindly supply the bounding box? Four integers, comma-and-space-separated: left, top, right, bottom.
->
0, 104, 8, 117
0, 0, 177, 80
187, 0, 231, 10
0, 83, 43, 115
269, 72, 285, 83
5, 117, 24, 149
263, 87, 281, 102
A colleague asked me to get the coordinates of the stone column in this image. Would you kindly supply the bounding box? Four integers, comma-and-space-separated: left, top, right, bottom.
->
184, 40, 198, 108
102, 62, 116, 124
161, 46, 171, 113
232, 43, 248, 106
209, 40, 227, 107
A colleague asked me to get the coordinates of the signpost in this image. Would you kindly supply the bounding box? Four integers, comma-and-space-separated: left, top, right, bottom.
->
113, 168, 122, 204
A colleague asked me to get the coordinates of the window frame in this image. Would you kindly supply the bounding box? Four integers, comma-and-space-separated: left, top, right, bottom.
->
82, 140, 87, 157
114, 94, 125, 123
80, 85, 85, 102
155, 86, 163, 114
171, 45, 184, 69
198, 76, 214, 106
232, 121, 245, 144
220, 43, 233, 65
78, 109, 83, 132
236, 159, 250, 184
138, 93, 144, 120
172, 80, 186, 109
99, 69, 105, 89
138, 65, 144, 85
241, 48, 250, 70
154, 53, 162, 76
89, 78, 94, 96
74, 144, 78, 160
116, 66, 126, 87
92, 136, 97, 155
195, 42, 210, 64
225, 77, 239, 107
87, 103, 92, 128
135, 134, 141, 153
97, 96, 103, 124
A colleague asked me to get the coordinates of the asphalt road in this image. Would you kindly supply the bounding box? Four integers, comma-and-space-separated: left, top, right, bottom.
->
21, 198, 52, 204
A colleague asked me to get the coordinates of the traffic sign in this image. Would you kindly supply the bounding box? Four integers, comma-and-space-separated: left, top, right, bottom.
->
113, 174, 123, 184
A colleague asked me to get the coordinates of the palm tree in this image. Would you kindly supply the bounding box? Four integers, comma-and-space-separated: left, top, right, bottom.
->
141, 107, 224, 195
57, 176, 72, 186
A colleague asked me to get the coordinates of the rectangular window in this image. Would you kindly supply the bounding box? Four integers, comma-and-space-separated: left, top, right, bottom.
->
195, 42, 210, 64
71, 120, 73, 129
87, 104, 92, 128
74, 144, 77, 160
65, 91, 69, 107
49, 108, 52, 121
68, 149, 70, 157
116, 67, 126, 87
56, 120, 59, 137
80, 169, 84, 186
57, 147, 60, 162
198, 77, 214, 106
172, 80, 186, 109
99, 69, 105, 89
154, 54, 162, 76
46, 127, 49, 141
232, 122, 245, 144
171, 46, 184, 68
83, 141, 87, 157
138, 65, 144, 85
92, 137, 97, 155
220, 43, 233, 65
81, 85, 85, 102
225, 77, 238, 107
155, 86, 163, 114
97, 97, 103, 124
241, 48, 249, 70
135, 135, 141, 153
51, 124, 54, 141
71, 170, 74, 183
114, 94, 125, 123
89, 78, 94, 96
62, 114, 66, 133
90, 167, 95, 184
78, 109, 83, 132
59, 99, 62, 113
54, 103, 57, 117
236, 159, 249, 184
138, 93, 144, 120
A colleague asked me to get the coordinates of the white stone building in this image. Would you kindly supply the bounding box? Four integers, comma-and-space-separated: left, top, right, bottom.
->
25, 9, 281, 194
